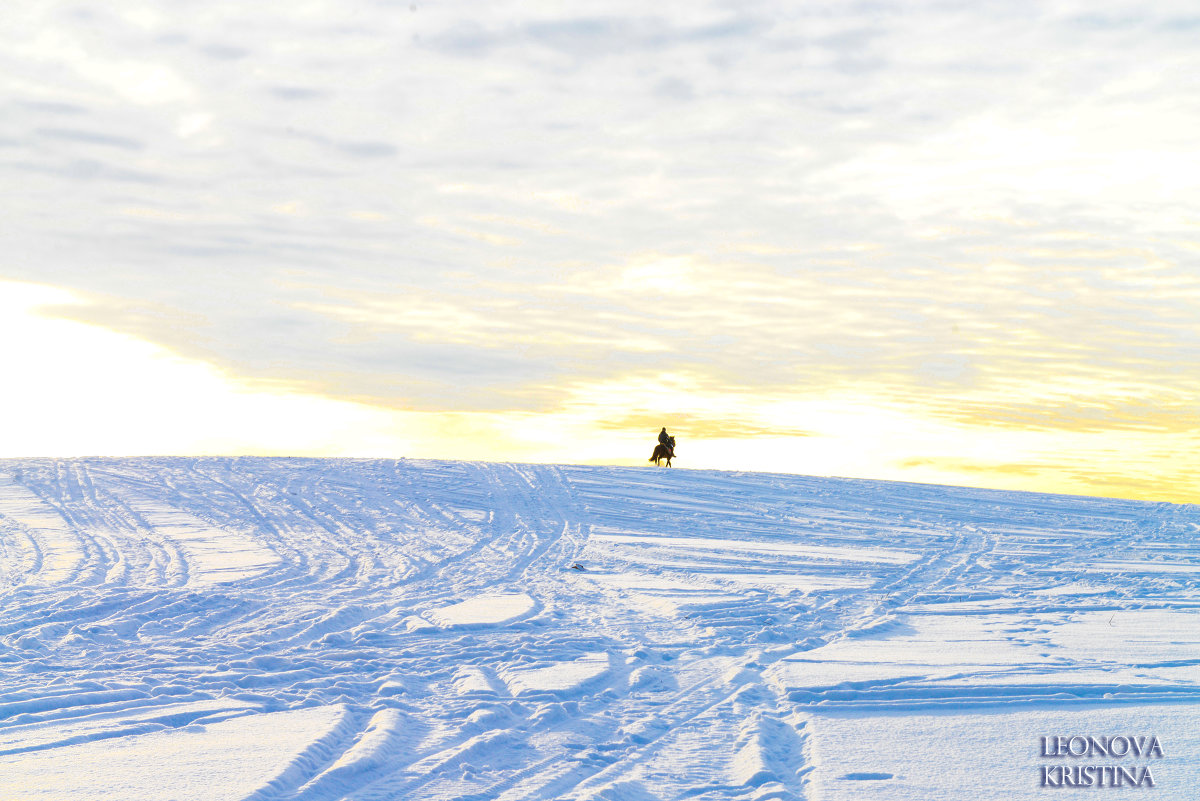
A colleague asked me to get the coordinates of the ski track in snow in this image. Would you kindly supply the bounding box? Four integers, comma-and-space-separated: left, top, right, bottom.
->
1, 457, 1199, 799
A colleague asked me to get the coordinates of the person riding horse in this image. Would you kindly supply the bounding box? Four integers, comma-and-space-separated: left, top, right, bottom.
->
650, 428, 676, 466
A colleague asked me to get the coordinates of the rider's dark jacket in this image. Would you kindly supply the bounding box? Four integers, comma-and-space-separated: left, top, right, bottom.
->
658, 429, 670, 447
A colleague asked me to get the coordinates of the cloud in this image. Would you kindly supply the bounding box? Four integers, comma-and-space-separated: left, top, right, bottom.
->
268, 86, 328, 101
37, 127, 145, 150
4, 0, 1200, 498
595, 413, 813, 441
430, 14, 765, 59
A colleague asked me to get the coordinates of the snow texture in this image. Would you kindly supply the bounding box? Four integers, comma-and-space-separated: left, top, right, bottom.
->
1, 457, 1199, 799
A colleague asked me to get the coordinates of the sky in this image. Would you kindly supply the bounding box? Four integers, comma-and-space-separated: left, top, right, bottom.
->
3, 0, 1200, 502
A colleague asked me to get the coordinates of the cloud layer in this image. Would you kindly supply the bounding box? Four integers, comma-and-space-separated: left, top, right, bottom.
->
4, 1, 1200, 498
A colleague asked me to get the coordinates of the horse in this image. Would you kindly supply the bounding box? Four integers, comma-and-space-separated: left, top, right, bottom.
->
649, 437, 676, 467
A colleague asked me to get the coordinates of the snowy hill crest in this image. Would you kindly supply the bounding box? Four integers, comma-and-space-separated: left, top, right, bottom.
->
1, 457, 1199, 799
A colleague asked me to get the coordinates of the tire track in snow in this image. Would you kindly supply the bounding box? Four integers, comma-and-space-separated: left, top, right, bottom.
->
2, 458, 1199, 800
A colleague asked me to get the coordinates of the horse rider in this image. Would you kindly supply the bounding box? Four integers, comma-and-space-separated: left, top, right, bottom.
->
658, 427, 673, 453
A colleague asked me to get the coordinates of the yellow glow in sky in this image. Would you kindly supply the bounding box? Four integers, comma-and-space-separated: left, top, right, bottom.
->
4, 281, 1198, 504
0, 283, 411, 457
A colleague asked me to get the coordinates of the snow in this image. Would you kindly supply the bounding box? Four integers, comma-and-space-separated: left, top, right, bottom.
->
1, 457, 1198, 799
0, 704, 351, 800
502, 652, 611, 697
426, 592, 537, 628
804, 705, 1200, 800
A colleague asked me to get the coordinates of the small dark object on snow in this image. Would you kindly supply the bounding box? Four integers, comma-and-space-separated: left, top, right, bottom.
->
569, 562, 586, 571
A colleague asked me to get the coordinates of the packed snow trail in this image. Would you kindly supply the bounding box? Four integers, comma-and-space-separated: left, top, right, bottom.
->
1, 458, 1199, 799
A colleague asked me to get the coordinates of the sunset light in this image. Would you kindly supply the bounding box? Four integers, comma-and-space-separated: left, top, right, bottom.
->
4, 1, 1200, 501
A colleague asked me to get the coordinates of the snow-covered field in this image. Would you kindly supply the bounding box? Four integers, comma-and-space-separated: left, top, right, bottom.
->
1, 458, 1198, 799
